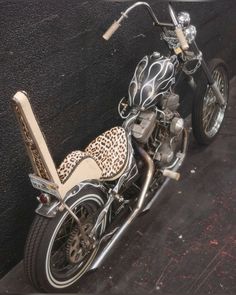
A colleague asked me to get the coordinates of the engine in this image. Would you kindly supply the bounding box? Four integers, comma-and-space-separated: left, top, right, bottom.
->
132, 92, 184, 167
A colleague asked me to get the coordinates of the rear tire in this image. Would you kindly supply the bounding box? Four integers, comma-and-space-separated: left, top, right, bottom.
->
192, 58, 229, 145
24, 186, 107, 292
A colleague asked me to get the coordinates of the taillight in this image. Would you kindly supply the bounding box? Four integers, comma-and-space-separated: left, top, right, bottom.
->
37, 193, 51, 204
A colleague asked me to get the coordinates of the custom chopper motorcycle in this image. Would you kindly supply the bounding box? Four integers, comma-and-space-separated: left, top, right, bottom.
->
12, 1, 229, 292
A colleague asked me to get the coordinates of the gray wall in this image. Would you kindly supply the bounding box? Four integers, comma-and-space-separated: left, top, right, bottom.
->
0, 0, 236, 277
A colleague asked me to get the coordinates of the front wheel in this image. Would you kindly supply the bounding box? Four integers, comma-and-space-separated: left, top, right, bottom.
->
192, 58, 229, 145
24, 186, 107, 292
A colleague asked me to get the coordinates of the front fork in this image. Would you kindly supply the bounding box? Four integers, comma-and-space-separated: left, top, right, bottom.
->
191, 41, 226, 107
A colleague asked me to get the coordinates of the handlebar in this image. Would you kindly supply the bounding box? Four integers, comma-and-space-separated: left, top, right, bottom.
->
103, 20, 121, 41
168, 3, 189, 51
103, 1, 189, 51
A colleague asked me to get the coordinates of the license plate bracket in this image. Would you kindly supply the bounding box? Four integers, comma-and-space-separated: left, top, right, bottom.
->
29, 174, 60, 198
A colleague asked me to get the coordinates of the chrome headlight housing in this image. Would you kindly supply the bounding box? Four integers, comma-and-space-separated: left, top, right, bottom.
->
184, 25, 197, 44
177, 11, 191, 28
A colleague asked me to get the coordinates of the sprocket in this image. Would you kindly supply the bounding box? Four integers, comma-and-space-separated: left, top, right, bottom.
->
66, 223, 93, 264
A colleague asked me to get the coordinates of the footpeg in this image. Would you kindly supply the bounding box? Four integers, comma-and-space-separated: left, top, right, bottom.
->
162, 169, 180, 181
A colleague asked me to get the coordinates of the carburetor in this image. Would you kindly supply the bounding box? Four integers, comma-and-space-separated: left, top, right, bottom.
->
132, 111, 156, 144
160, 92, 180, 111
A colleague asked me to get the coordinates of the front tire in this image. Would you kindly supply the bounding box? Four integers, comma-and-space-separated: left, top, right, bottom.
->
24, 186, 107, 292
192, 58, 229, 145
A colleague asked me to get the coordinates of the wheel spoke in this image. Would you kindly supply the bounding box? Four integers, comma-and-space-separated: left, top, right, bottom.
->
204, 103, 216, 132
203, 98, 215, 129
49, 200, 101, 281
202, 67, 227, 138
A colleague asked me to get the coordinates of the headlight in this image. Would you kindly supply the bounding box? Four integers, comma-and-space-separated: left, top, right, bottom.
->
177, 11, 191, 28
184, 25, 197, 43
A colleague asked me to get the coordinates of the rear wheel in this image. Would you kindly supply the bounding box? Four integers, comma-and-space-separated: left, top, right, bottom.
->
192, 59, 229, 145
24, 186, 107, 292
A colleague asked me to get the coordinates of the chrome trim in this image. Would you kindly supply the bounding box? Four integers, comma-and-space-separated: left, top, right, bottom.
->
211, 81, 226, 106
116, 2, 174, 29
177, 12, 190, 28
184, 25, 197, 44
35, 200, 60, 218
168, 3, 179, 27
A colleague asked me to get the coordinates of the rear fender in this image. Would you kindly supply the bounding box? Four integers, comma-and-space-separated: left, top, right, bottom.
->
35, 180, 107, 218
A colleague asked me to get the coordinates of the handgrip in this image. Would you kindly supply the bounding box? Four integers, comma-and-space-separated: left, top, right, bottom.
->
163, 169, 180, 181
103, 21, 121, 41
175, 27, 189, 51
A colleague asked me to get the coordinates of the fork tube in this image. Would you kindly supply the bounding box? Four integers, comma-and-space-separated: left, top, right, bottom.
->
192, 41, 214, 84
192, 41, 225, 106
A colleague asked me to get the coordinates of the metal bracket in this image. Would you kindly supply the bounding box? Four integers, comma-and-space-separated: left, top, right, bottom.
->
35, 200, 60, 218
211, 82, 226, 107
89, 193, 115, 238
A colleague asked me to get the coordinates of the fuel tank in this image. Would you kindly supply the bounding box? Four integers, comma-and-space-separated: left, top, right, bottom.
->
128, 52, 176, 110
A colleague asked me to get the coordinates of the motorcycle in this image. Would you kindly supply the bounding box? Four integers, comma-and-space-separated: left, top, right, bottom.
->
12, 1, 229, 292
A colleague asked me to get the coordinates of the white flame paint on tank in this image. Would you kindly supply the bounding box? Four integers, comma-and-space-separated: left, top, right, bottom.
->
128, 53, 176, 109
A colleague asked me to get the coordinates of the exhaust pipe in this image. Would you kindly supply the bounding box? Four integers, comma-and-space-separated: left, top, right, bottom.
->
90, 146, 154, 270
143, 128, 188, 212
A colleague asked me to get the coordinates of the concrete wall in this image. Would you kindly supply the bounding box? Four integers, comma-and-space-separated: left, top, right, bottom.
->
0, 0, 236, 277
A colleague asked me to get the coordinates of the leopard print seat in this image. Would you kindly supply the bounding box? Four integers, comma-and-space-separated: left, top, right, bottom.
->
57, 127, 128, 183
